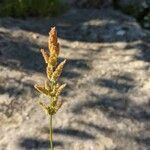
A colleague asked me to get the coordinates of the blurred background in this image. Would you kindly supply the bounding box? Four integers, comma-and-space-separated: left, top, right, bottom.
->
0, 0, 150, 150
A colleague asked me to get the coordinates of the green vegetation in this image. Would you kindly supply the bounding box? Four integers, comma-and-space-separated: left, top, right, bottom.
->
0, 0, 67, 17
113, 0, 150, 29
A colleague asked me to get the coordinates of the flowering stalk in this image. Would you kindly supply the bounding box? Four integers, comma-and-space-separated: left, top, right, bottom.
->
34, 27, 66, 150
50, 115, 53, 150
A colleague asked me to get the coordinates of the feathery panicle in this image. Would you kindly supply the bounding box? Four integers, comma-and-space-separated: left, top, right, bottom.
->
34, 27, 67, 150
34, 27, 66, 116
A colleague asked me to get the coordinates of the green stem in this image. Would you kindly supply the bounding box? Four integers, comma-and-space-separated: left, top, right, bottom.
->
49, 115, 53, 150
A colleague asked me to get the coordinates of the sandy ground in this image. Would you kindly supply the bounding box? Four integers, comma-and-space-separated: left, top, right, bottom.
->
0, 8, 150, 150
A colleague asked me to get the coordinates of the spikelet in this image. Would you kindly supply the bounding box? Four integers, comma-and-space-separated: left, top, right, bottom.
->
34, 84, 48, 96
50, 44, 59, 56
41, 49, 49, 63
46, 66, 53, 80
39, 102, 56, 115
49, 27, 57, 46
38, 101, 48, 114
56, 100, 63, 110
56, 84, 66, 97
48, 53, 58, 67
50, 85, 57, 97
45, 80, 51, 91
48, 27, 59, 56
51, 59, 66, 81
47, 107, 56, 115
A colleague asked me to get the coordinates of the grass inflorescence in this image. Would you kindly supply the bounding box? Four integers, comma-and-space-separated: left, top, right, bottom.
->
34, 27, 66, 150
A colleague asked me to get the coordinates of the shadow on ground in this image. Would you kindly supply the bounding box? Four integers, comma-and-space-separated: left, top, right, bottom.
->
42, 127, 95, 140
0, 8, 149, 64
72, 92, 150, 122
0, 77, 37, 117
19, 127, 95, 149
70, 72, 150, 148
72, 73, 150, 123
0, 30, 90, 74
19, 138, 63, 149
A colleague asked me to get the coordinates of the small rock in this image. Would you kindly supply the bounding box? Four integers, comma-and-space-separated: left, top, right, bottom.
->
32, 34, 39, 39
116, 30, 126, 36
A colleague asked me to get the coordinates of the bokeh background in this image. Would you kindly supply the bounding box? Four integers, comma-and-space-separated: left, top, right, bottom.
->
0, 0, 150, 150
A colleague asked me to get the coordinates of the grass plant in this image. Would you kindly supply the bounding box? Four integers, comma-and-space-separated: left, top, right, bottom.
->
34, 27, 66, 150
